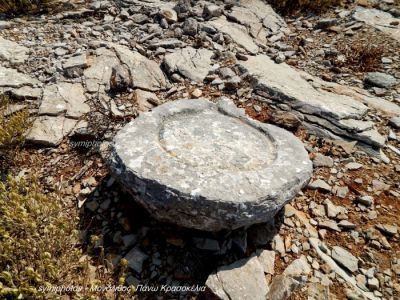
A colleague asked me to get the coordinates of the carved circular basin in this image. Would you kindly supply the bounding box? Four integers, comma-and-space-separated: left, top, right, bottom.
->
109, 99, 312, 231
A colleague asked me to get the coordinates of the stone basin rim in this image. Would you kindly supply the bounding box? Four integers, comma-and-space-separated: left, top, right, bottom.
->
109, 98, 312, 204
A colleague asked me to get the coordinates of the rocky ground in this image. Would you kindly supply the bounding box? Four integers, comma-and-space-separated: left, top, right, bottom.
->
0, 0, 400, 299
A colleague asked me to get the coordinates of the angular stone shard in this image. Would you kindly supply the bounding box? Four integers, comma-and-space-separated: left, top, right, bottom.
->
163, 47, 214, 82
109, 98, 312, 231
208, 17, 259, 54
113, 45, 168, 91
0, 37, 29, 64
206, 255, 268, 300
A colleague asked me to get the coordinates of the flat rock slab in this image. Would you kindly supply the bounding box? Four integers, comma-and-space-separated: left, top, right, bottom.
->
0, 66, 39, 88
0, 37, 29, 64
238, 55, 368, 121
38, 82, 89, 119
206, 255, 268, 300
353, 7, 400, 42
26, 115, 78, 146
109, 98, 312, 231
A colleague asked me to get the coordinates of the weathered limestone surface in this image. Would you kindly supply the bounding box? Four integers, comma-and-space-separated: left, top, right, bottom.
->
38, 82, 89, 119
26, 115, 78, 146
163, 47, 214, 82
0, 66, 39, 88
109, 98, 312, 231
0, 37, 29, 64
84, 47, 120, 93
113, 44, 169, 91
353, 7, 400, 42
84, 46, 168, 93
238, 55, 389, 148
208, 17, 259, 54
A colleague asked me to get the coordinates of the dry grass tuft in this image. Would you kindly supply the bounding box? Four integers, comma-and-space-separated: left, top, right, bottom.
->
335, 41, 384, 72
0, 96, 31, 172
0, 0, 56, 15
0, 175, 82, 299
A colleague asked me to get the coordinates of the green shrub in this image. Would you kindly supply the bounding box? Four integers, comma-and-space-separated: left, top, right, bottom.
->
0, 175, 82, 299
0, 0, 56, 15
268, 0, 342, 14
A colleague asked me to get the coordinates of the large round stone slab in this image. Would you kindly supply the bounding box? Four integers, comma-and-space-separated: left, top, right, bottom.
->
109, 99, 312, 231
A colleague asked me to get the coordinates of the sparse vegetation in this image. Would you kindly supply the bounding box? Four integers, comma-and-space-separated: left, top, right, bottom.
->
0, 175, 81, 299
0, 0, 56, 15
0, 96, 31, 173
335, 40, 384, 72
268, 0, 342, 13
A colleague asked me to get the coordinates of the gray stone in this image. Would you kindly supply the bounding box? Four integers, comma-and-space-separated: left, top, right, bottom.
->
267, 275, 306, 300
272, 234, 285, 255
283, 255, 312, 277
309, 238, 378, 300
134, 89, 160, 112
10, 86, 42, 100
0, 66, 39, 88
256, 249, 275, 274
365, 72, 397, 88
239, 0, 287, 34
63, 53, 88, 77
113, 45, 168, 91
335, 186, 349, 199
109, 99, 312, 231
38, 83, 89, 119
0, 37, 29, 64
163, 47, 214, 83
308, 179, 332, 192
203, 4, 222, 20
376, 224, 398, 236
84, 47, 120, 93
389, 116, 400, 129
319, 220, 341, 232
227, 6, 267, 44
124, 247, 148, 273
238, 55, 368, 121
183, 18, 198, 36
208, 17, 259, 54
353, 7, 400, 42
160, 5, 177, 23
346, 162, 363, 170
26, 115, 78, 146
356, 195, 374, 207
331, 246, 359, 273
206, 255, 268, 300
313, 153, 334, 168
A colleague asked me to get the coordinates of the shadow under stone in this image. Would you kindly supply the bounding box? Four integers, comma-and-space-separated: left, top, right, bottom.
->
79, 175, 284, 299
